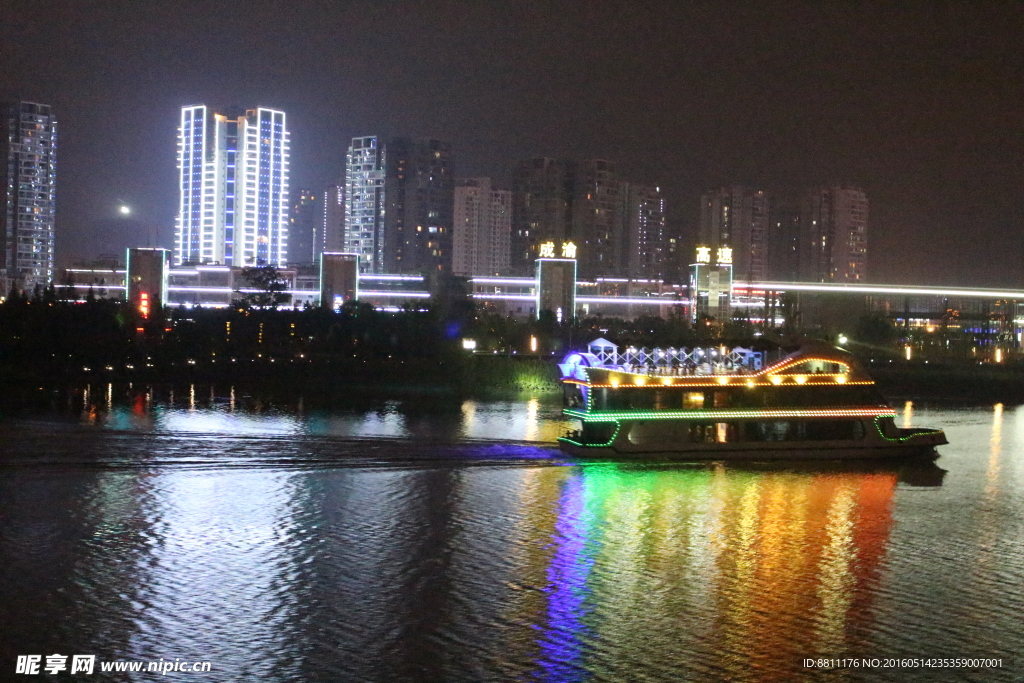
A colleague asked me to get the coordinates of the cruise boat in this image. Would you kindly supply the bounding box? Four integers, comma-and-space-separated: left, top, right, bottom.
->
557, 338, 947, 459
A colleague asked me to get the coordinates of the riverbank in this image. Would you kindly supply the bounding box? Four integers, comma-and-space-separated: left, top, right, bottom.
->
0, 353, 564, 400
3, 354, 1020, 404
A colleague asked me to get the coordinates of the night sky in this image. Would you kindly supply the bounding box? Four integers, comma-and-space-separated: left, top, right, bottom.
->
2, 1, 1022, 286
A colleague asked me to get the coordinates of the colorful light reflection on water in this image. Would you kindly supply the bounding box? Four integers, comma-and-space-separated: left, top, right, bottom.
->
0, 397, 1021, 680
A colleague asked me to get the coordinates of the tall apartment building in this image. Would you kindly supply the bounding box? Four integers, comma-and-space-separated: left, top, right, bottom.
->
342, 136, 455, 274
343, 136, 386, 273
453, 178, 511, 276
800, 186, 868, 282
511, 157, 666, 280
288, 188, 319, 265
175, 105, 290, 267
384, 138, 454, 274
510, 158, 574, 275
625, 185, 666, 280
698, 186, 770, 283
322, 181, 345, 254
2, 101, 57, 292
572, 159, 625, 280
767, 197, 801, 281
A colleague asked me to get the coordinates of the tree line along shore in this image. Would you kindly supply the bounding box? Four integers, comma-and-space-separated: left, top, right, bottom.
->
1, 293, 1021, 402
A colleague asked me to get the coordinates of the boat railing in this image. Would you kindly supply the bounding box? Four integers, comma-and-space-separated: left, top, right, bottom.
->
591, 345, 780, 375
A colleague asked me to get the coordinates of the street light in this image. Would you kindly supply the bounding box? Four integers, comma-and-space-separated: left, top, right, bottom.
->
119, 205, 131, 216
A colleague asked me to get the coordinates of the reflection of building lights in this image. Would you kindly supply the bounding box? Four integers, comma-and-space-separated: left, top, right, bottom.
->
530, 336, 538, 352
995, 348, 1003, 363
905, 346, 912, 361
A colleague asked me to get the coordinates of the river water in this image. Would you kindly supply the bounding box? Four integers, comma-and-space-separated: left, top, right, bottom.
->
0, 388, 1021, 681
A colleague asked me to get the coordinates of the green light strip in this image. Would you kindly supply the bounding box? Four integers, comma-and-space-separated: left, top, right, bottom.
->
565, 407, 896, 422
873, 416, 940, 442
559, 422, 622, 448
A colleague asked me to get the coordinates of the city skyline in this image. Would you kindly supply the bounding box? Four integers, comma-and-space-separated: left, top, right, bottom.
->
2, 2, 1022, 286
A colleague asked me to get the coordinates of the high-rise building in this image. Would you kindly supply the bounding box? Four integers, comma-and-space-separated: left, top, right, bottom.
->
322, 181, 345, 254
342, 136, 455, 274
511, 158, 574, 276
2, 101, 57, 292
699, 186, 770, 283
453, 178, 511, 276
767, 197, 801, 282
571, 159, 626, 280
383, 138, 454, 274
800, 186, 868, 282
512, 157, 669, 281
175, 105, 290, 268
625, 185, 666, 280
288, 188, 318, 265
343, 136, 386, 273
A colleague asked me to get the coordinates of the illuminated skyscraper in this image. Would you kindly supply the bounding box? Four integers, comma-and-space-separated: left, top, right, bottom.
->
453, 178, 511, 276
175, 105, 289, 267
2, 101, 57, 292
343, 136, 385, 273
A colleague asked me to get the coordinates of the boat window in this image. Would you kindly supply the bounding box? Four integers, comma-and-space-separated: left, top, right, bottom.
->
713, 391, 728, 408
744, 421, 791, 441
684, 392, 704, 409
775, 360, 848, 375
563, 384, 584, 408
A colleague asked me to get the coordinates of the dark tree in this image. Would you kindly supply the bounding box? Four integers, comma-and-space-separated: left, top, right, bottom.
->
236, 264, 291, 310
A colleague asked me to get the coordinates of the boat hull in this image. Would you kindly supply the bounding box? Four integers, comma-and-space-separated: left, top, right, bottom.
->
558, 418, 947, 460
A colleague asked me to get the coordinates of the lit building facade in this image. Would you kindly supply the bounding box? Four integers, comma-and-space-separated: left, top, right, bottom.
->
453, 178, 511, 276
800, 186, 868, 282
343, 136, 386, 273
175, 105, 290, 268
322, 181, 345, 254
699, 185, 769, 283
2, 101, 57, 292
690, 245, 733, 322
126, 248, 169, 318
